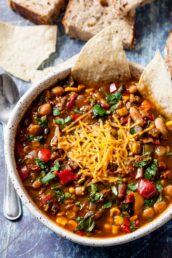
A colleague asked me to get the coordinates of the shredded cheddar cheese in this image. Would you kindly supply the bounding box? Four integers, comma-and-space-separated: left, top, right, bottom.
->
58, 113, 155, 183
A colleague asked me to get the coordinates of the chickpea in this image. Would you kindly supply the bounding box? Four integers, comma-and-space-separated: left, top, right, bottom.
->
28, 124, 41, 136
164, 185, 172, 198
129, 107, 144, 126
67, 220, 77, 231
155, 146, 166, 156
51, 86, 64, 96
128, 84, 137, 94
155, 117, 167, 136
56, 216, 68, 226
142, 207, 155, 219
38, 103, 52, 116
154, 201, 167, 214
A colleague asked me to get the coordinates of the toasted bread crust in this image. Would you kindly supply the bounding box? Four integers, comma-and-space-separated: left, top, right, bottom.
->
62, 0, 135, 49
9, 0, 65, 24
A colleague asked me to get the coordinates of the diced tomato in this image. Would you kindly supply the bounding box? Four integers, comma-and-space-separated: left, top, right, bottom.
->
123, 193, 135, 203
123, 217, 130, 227
38, 148, 51, 162
154, 139, 160, 145
72, 113, 80, 121
147, 114, 154, 121
58, 169, 76, 184
19, 166, 29, 180
137, 179, 157, 199
67, 93, 77, 109
121, 224, 131, 233
109, 83, 117, 93
140, 100, 152, 111
76, 230, 86, 236
40, 193, 53, 205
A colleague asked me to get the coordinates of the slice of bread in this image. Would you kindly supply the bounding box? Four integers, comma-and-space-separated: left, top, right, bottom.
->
9, 0, 65, 24
62, 0, 135, 49
116, 0, 155, 15
165, 31, 172, 77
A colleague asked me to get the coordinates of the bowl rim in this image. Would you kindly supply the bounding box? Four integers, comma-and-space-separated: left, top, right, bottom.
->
4, 60, 172, 247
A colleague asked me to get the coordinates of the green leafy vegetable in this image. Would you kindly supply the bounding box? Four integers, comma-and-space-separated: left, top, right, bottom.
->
37, 116, 48, 127
106, 92, 122, 106
130, 221, 136, 232
51, 161, 60, 172
127, 182, 138, 192
27, 135, 45, 142
35, 158, 47, 170
102, 201, 112, 209
53, 188, 65, 203
54, 116, 72, 126
41, 172, 55, 184
74, 108, 83, 114
144, 159, 158, 180
76, 216, 95, 232
134, 157, 152, 168
156, 180, 162, 192
92, 104, 107, 117
166, 152, 172, 156
64, 192, 71, 198
75, 201, 83, 209
53, 107, 60, 116
144, 197, 158, 207
89, 183, 103, 203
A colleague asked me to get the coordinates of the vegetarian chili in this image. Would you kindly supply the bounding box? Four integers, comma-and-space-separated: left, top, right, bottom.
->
15, 76, 172, 237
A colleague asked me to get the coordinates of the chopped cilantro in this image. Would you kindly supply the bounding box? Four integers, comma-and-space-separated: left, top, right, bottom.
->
135, 157, 152, 168
156, 180, 162, 192
103, 201, 112, 209
106, 92, 122, 106
64, 192, 71, 199
166, 152, 172, 156
37, 116, 48, 127
130, 221, 136, 232
53, 107, 60, 116
53, 188, 65, 203
74, 108, 83, 114
35, 158, 47, 170
41, 172, 55, 184
144, 159, 158, 180
51, 161, 60, 172
92, 104, 107, 117
27, 135, 45, 142
76, 216, 95, 233
144, 197, 158, 207
89, 183, 103, 203
54, 116, 72, 126
127, 182, 138, 192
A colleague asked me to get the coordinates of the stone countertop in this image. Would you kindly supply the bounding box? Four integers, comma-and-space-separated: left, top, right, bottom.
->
0, 0, 172, 257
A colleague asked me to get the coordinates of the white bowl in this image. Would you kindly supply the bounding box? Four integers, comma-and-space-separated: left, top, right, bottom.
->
4, 59, 172, 246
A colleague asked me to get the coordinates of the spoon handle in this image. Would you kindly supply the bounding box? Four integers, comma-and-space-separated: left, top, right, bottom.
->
3, 125, 22, 220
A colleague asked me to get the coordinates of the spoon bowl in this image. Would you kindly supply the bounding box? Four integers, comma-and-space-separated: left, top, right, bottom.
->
0, 73, 22, 220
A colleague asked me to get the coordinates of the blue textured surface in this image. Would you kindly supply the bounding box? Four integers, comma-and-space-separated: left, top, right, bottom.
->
0, 0, 172, 257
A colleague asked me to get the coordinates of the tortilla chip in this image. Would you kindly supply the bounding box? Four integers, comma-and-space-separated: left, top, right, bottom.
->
32, 55, 78, 83
0, 22, 57, 81
138, 51, 172, 118
71, 25, 131, 85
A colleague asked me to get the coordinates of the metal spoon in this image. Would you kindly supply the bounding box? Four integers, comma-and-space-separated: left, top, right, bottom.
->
0, 73, 22, 220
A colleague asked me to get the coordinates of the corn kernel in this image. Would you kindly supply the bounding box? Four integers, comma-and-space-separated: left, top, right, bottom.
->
110, 207, 120, 217
114, 216, 124, 226
67, 220, 77, 231
56, 216, 68, 226
112, 225, 119, 235
103, 223, 112, 232
69, 187, 75, 194
78, 85, 86, 91
122, 95, 130, 103
166, 121, 172, 130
